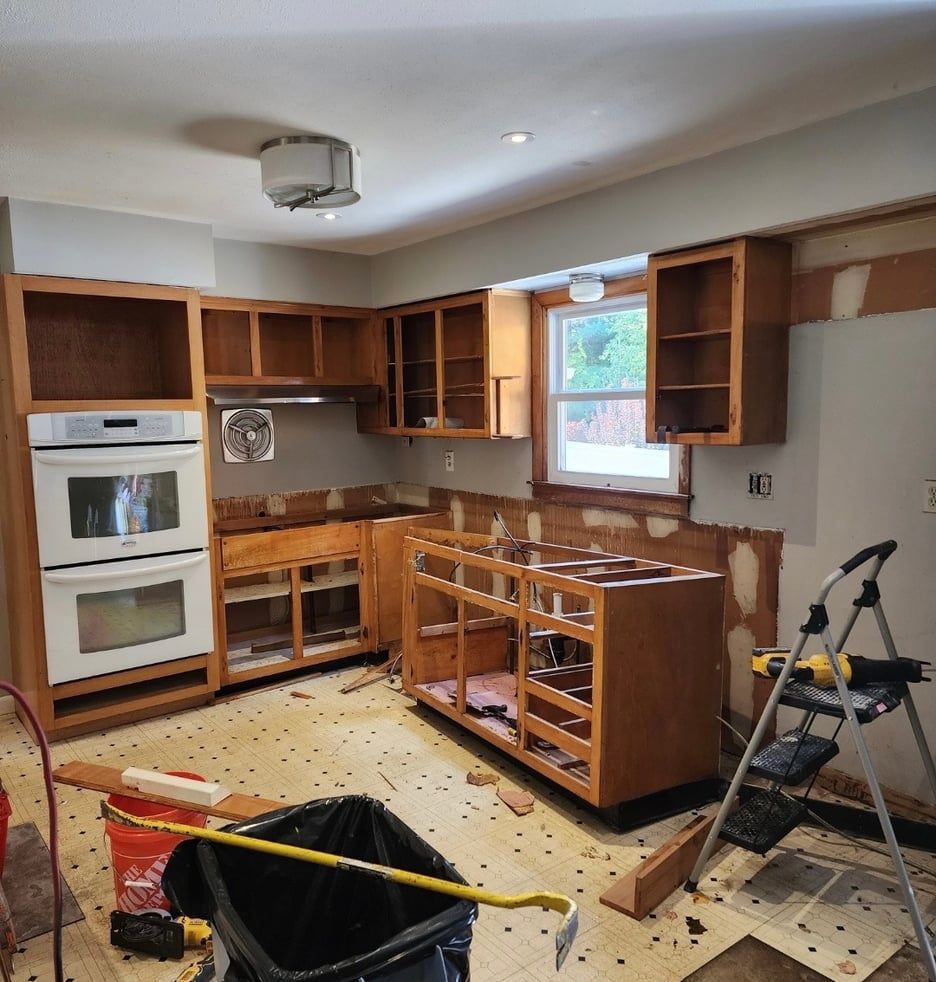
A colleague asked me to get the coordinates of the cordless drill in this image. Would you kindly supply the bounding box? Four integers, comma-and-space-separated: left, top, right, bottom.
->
752, 652, 928, 688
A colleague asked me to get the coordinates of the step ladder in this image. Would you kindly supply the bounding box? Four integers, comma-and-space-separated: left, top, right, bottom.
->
687, 541, 936, 981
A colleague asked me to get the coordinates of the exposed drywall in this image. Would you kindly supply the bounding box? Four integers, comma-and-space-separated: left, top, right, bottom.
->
1, 198, 215, 286
371, 87, 936, 306
208, 403, 400, 499
207, 238, 372, 307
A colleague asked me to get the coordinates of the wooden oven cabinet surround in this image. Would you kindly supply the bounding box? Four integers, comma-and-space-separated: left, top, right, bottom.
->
402, 527, 725, 812
0, 274, 217, 741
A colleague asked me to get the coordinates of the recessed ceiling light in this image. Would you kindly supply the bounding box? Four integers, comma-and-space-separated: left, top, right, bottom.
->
318, 212, 340, 221
501, 131, 535, 144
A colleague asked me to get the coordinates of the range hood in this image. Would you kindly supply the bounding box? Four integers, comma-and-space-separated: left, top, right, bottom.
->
206, 383, 380, 406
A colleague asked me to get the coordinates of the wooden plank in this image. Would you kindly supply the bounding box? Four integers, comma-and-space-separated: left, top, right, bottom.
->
599, 813, 727, 920
524, 712, 591, 763
248, 309, 262, 375
223, 570, 358, 603
531, 559, 637, 572
455, 598, 467, 715
575, 567, 672, 584
418, 616, 507, 638
412, 624, 508, 686
51, 656, 208, 700
414, 571, 519, 619
523, 609, 594, 645
53, 761, 287, 821
525, 678, 592, 721
221, 522, 360, 571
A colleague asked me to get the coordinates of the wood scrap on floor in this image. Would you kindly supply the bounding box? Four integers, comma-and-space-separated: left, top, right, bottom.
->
290, 690, 313, 699
498, 788, 535, 816
53, 761, 289, 821
340, 653, 400, 693
467, 771, 500, 786
599, 812, 727, 920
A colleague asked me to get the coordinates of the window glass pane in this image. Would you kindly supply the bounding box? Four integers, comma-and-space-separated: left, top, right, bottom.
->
76, 580, 185, 653
559, 399, 670, 479
67, 472, 180, 539
561, 307, 647, 392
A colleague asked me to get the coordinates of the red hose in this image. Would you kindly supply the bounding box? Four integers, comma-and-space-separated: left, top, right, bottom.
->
0, 682, 63, 981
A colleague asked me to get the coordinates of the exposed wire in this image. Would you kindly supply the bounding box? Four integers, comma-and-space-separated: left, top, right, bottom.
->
0, 682, 64, 981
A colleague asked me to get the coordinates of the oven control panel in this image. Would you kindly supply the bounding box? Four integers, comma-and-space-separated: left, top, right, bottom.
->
26, 410, 203, 446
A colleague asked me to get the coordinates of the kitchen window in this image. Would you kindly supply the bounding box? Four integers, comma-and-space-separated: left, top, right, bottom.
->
532, 284, 690, 515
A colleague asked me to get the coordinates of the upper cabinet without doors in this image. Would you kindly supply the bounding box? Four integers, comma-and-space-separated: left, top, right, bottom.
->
364, 289, 532, 439
647, 237, 792, 445
200, 297, 382, 387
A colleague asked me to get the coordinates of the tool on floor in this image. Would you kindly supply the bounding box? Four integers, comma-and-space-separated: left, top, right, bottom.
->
110, 910, 210, 959
102, 800, 579, 970
687, 541, 936, 982
752, 651, 928, 687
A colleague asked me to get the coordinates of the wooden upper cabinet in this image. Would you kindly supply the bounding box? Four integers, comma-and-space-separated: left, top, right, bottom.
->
362, 289, 532, 439
647, 237, 792, 446
2, 274, 201, 409
199, 297, 381, 387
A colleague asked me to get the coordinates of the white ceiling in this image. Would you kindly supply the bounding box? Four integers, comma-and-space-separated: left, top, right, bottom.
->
1, 1, 935, 255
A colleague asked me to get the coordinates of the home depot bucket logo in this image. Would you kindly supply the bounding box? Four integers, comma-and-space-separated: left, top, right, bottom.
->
117, 854, 170, 912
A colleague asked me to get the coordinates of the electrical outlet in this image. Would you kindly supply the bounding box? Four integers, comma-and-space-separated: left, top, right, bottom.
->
748, 472, 773, 500
443, 450, 455, 473
925, 480, 936, 514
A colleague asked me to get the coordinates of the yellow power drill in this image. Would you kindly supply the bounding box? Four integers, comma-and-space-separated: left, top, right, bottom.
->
752, 651, 927, 688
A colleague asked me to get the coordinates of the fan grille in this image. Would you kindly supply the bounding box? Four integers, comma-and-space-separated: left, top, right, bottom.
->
222, 409, 273, 462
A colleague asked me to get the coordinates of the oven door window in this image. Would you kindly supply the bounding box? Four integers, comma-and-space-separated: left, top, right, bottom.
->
67, 472, 180, 539
76, 580, 186, 653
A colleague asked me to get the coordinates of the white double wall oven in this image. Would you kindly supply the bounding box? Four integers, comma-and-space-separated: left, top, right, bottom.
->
28, 411, 214, 685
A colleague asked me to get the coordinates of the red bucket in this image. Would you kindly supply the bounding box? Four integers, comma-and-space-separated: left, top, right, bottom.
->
0, 792, 12, 878
105, 771, 208, 913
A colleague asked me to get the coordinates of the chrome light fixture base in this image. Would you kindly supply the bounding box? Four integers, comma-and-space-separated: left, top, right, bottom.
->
260, 135, 362, 211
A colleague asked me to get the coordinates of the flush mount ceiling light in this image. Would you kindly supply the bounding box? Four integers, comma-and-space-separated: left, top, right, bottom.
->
318, 212, 340, 221
569, 273, 604, 303
260, 136, 361, 211
501, 131, 535, 144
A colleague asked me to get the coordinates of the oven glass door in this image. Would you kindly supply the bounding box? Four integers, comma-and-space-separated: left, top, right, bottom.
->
41, 551, 214, 684
32, 443, 208, 566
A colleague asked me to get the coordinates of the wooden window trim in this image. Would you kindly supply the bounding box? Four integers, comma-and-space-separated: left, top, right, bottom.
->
531, 276, 691, 519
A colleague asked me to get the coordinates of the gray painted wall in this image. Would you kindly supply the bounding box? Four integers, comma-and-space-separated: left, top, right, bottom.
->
207, 238, 372, 307
371, 86, 936, 306
208, 402, 400, 499
0, 198, 215, 286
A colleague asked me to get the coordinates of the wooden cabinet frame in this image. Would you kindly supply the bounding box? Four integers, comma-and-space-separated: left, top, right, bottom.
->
362, 289, 532, 439
0, 274, 218, 740
647, 237, 792, 446
402, 527, 725, 809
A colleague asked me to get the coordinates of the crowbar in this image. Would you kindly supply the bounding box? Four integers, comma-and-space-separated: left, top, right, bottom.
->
101, 801, 579, 970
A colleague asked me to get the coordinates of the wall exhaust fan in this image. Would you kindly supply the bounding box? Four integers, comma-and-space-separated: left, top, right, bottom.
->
260, 135, 361, 211
221, 408, 275, 463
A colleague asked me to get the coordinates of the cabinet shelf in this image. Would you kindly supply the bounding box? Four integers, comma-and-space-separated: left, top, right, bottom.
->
660, 329, 731, 341
657, 383, 729, 392
224, 571, 358, 605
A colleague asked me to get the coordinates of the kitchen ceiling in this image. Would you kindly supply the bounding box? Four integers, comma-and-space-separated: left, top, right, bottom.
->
1, 1, 935, 255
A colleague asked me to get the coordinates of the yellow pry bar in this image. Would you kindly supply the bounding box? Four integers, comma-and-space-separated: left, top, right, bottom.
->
101, 800, 579, 970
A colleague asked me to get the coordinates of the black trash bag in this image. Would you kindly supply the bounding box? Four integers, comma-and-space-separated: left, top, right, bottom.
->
163, 795, 476, 982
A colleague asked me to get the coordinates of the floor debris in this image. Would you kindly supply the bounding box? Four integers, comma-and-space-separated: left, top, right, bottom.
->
580, 844, 611, 861
290, 690, 313, 699
497, 788, 535, 816
467, 771, 499, 787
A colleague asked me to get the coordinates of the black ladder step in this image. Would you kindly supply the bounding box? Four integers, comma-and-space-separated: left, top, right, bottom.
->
720, 790, 807, 854
779, 680, 907, 723
749, 729, 839, 785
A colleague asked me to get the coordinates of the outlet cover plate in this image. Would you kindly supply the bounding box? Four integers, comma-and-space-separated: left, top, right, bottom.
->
925, 480, 936, 514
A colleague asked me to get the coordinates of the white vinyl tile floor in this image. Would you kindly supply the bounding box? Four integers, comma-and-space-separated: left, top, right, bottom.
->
0, 665, 933, 981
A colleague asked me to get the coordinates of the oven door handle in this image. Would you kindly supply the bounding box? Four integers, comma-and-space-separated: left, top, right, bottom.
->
33, 446, 202, 467
43, 553, 208, 584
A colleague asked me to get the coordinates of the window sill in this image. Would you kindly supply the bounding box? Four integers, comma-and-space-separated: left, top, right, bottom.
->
529, 481, 691, 518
